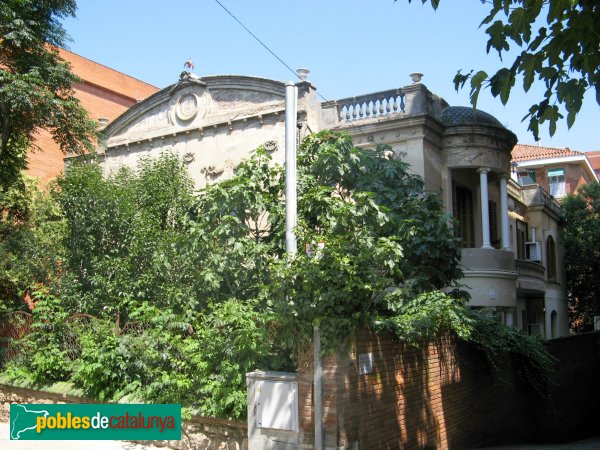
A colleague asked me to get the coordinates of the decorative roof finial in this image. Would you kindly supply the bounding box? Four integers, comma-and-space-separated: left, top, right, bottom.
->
410, 72, 424, 83
296, 68, 310, 82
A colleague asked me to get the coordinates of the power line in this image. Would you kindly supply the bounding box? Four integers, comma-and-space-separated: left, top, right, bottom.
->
212, 0, 329, 102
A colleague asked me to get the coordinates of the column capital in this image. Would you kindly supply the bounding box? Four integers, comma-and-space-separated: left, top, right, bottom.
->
477, 166, 492, 175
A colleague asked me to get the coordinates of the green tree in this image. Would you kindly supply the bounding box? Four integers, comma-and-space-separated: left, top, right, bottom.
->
411, 0, 600, 140
57, 152, 195, 319
0, 174, 65, 312
0, 133, 555, 420
560, 181, 600, 332
188, 131, 465, 350
270, 132, 464, 348
0, 0, 97, 189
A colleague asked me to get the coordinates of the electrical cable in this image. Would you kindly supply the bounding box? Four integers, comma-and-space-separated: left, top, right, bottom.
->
212, 0, 329, 102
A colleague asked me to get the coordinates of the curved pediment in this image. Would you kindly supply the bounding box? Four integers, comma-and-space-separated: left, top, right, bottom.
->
103, 74, 287, 147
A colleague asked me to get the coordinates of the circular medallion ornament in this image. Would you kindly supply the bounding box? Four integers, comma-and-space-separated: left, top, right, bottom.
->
176, 94, 199, 121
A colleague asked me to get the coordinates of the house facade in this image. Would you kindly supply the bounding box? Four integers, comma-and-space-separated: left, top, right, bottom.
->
87, 71, 569, 338
585, 150, 600, 179
512, 143, 598, 198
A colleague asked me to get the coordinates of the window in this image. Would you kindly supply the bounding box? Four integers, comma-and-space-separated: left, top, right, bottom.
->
516, 220, 528, 259
489, 200, 498, 248
547, 235, 557, 282
517, 169, 536, 185
524, 298, 545, 336
548, 168, 566, 197
453, 185, 475, 248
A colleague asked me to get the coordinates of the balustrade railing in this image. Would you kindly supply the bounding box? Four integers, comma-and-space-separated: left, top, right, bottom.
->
324, 88, 406, 123
515, 259, 546, 281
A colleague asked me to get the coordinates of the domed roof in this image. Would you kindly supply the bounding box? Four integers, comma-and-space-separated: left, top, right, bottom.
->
441, 106, 504, 128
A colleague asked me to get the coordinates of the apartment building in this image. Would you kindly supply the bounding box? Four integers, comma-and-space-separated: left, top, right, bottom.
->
512, 143, 597, 199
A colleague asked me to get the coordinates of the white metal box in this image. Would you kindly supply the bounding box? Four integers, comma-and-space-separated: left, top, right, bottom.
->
256, 380, 298, 431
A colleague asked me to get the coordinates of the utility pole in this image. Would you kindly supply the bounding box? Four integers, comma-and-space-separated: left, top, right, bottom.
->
285, 79, 323, 450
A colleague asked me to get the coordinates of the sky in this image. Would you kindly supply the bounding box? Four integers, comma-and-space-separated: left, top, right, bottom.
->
62, 0, 600, 152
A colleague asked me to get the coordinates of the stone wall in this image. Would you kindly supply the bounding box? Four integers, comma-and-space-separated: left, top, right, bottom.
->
297, 330, 600, 450
0, 384, 247, 450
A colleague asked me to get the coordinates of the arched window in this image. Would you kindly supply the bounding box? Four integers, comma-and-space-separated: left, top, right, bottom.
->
547, 235, 557, 282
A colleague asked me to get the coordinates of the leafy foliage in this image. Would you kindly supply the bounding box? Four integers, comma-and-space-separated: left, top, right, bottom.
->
3, 286, 71, 384
191, 299, 291, 418
182, 147, 283, 310
411, 0, 600, 140
376, 291, 474, 345
0, 174, 65, 312
0, 0, 97, 189
270, 133, 462, 349
0, 133, 556, 419
377, 295, 556, 397
560, 181, 600, 332
466, 309, 556, 397
57, 152, 195, 318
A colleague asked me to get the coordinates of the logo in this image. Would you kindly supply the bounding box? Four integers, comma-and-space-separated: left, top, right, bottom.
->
10, 403, 181, 440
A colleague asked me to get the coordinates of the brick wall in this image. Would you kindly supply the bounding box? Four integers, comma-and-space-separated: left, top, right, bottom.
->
297, 330, 600, 450
537, 333, 600, 440
533, 163, 592, 197
25, 49, 159, 186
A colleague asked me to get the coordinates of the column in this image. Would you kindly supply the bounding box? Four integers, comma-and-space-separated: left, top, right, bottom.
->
478, 167, 493, 249
505, 308, 516, 327
499, 174, 510, 251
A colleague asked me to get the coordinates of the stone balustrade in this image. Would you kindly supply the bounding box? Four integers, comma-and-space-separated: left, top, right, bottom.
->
323, 88, 406, 123
521, 184, 562, 215
320, 83, 449, 129
515, 259, 547, 294
515, 259, 546, 281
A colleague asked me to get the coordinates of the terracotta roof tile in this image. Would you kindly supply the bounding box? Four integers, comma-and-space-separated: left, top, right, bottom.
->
586, 151, 600, 171
512, 143, 585, 162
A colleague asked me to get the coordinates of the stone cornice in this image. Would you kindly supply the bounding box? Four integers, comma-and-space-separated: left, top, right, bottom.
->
443, 124, 517, 153
332, 114, 446, 147
101, 75, 291, 150
104, 107, 292, 152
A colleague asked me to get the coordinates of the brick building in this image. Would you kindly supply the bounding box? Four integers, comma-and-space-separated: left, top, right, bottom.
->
511, 143, 598, 199
26, 48, 158, 185
586, 150, 600, 179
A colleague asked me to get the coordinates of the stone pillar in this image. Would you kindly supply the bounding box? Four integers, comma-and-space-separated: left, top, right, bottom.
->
505, 307, 516, 327
478, 167, 493, 249
499, 174, 510, 251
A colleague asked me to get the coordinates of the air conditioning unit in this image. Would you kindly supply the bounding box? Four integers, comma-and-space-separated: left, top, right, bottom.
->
525, 241, 541, 262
